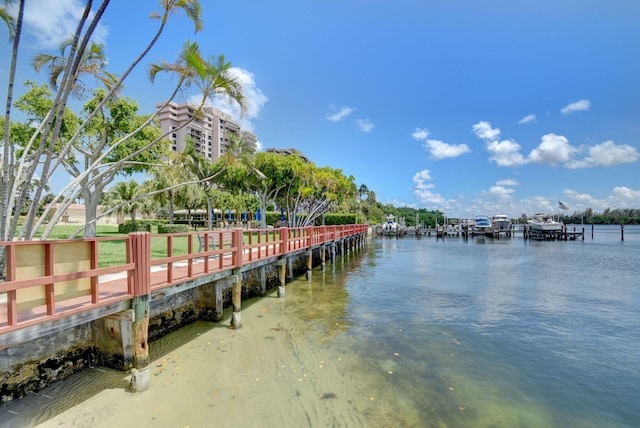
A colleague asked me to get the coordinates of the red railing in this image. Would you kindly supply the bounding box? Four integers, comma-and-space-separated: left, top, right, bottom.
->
0, 225, 368, 334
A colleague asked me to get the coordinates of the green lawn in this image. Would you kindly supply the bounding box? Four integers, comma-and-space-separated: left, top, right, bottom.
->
22, 225, 282, 267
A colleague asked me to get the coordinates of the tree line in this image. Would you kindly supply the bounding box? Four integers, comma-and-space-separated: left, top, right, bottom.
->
560, 208, 640, 225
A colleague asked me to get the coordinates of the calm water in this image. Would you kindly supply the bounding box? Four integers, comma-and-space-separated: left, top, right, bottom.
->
334, 225, 640, 427
2, 225, 639, 427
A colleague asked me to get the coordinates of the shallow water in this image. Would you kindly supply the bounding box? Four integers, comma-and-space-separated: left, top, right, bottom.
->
2, 225, 639, 427
336, 225, 640, 427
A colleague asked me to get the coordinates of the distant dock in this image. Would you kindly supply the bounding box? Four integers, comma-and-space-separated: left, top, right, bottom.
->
375, 224, 588, 241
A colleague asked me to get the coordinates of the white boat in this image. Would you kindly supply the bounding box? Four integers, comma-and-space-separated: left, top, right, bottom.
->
528, 213, 563, 232
381, 214, 405, 235
473, 215, 492, 233
382, 220, 399, 233
491, 214, 512, 231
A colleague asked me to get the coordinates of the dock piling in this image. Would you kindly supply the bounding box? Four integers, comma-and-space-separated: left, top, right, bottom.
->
305, 250, 313, 280
231, 274, 242, 329
277, 259, 286, 298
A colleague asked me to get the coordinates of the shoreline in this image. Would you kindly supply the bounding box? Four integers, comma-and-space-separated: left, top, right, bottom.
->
6, 288, 414, 428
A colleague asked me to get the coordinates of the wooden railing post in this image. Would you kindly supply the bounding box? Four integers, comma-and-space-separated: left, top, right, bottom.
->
5, 244, 17, 326
128, 232, 151, 392
280, 227, 289, 255
307, 226, 314, 248
129, 232, 151, 297
233, 228, 244, 268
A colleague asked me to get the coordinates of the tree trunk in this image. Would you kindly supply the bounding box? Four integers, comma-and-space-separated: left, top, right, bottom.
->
84, 196, 100, 238
168, 191, 175, 224
206, 196, 213, 230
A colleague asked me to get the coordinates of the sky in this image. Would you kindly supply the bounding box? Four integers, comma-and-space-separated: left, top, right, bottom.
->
2, 0, 639, 219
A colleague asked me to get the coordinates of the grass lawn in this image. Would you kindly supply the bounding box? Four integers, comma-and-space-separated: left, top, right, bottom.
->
24, 224, 190, 267
22, 225, 282, 267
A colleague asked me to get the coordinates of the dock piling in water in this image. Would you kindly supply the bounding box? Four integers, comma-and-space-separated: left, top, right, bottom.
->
231, 274, 242, 329
306, 250, 313, 280
277, 259, 286, 298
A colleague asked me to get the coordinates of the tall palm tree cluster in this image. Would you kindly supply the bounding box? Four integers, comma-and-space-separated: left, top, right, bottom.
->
0, 0, 248, 242
1, 0, 367, 257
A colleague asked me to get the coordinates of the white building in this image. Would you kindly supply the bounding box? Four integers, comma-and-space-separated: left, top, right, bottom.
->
156, 101, 257, 161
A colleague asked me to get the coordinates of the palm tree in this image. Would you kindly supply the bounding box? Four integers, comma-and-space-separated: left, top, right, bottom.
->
104, 180, 143, 224
0, 1, 16, 41
218, 131, 257, 168
181, 139, 222, 230
146, 150, 193, 223
13, 0, 204, 241
1, 0, 24, 247
149, 40, 246, 115
358, 184, 369, 201
175, 183, 205, 228
32, 39, 119, 98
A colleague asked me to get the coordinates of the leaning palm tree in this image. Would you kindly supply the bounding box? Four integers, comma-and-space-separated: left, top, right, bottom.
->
13, 0, 204, 242
0, 0, 24, 280
1, 0, 24, 246
149, 40, 246, 115
32, 39, 119, 99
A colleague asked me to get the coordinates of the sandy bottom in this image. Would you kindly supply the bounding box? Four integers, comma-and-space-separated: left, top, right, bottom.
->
24, 290, 411, 428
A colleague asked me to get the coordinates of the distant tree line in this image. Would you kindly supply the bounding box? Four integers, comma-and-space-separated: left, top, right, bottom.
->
560, 208, 640, 225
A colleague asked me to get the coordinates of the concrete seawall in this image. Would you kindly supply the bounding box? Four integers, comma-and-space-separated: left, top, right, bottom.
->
0, 239, 356, 403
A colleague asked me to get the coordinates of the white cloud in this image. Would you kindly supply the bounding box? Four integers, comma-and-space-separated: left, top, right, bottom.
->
414, 189, 448, 207
609, 186, 640, 206
413, 127, 469, 159
473, 121, 528, 166
424, 139, 470, 159
412, 128, 429, 141
518, 114, 536, 124
472, 120, 636, 170
565, 140, 640, 168
528, 133, 576, 164
487, 139, 528, 166
561, 99, 591, 115
413, 169, 434, 188
562, 187, 640, 212
207, 67, 267, 132
472, 121, 501, 141
326, 104, 355, 122
412, 169, 457, 211
17, 0, 109, 48
488, 186, 515, 196
496, 179, 519, 186
356, 118, 374, 133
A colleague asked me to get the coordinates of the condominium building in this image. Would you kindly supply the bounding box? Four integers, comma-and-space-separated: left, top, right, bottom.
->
156, 101, 258, 161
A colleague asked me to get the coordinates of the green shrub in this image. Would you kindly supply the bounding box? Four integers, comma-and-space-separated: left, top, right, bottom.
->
323, 213, 356, 225
118, 222, 151, 234
136, 219, 168, 228
158, 224, 190, 234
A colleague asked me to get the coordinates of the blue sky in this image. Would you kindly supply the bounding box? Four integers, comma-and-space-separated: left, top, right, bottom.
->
2, 0, 639, 218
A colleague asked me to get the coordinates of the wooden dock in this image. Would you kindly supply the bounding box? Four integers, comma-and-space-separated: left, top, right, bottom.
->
376, 223, 588, 241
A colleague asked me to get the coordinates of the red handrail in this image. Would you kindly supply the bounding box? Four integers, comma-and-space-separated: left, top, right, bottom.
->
0, 225, 368, 333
